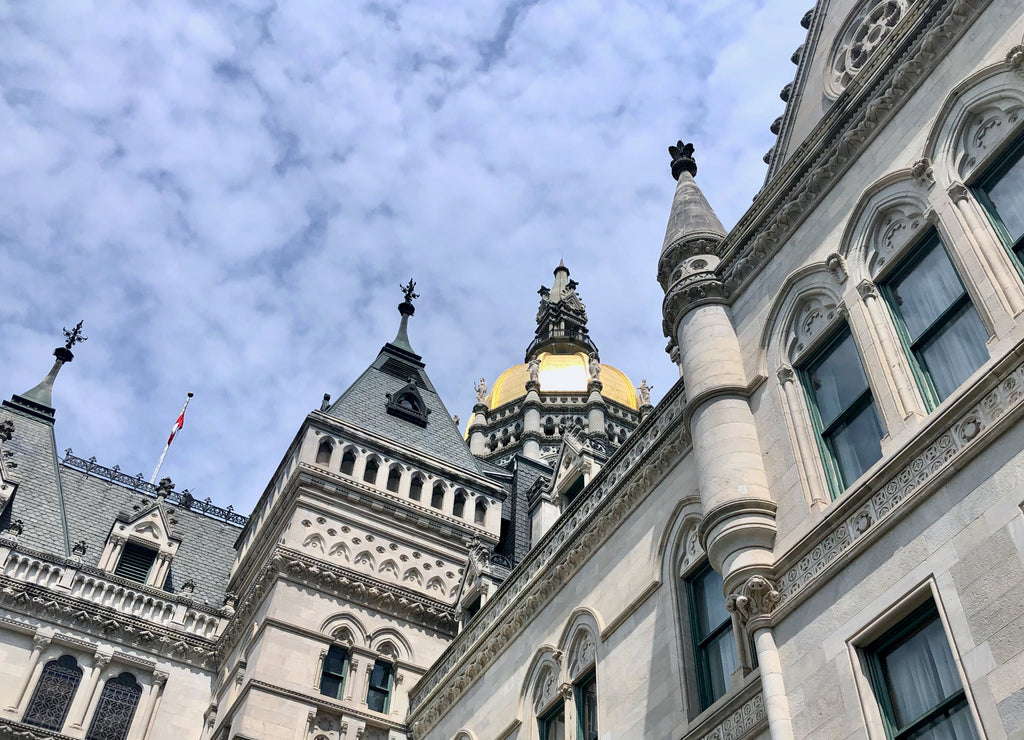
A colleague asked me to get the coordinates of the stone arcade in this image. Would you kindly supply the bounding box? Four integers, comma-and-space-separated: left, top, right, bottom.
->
3, 1, 1024, 738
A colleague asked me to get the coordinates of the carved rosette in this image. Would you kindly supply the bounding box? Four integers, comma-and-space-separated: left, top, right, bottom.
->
726, 575, 781, 632
826, 0, 913, 98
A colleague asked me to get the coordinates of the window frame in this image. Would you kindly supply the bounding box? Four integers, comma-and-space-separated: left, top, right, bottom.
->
537, 699, 565, 740
113, 541, 159, 585
84, 671, 142, 740
798, 325, 884, 497
22, 654, 83, 732
863, 601, 978, 740
318, 645, 349, 701
974, 133, 1024, 270
878, 232, 988, 409
365, 659, 393, 714
574, 669, 598, 740
685, 561, 737, 711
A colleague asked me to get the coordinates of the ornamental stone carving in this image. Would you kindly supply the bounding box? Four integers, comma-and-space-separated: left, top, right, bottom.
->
726, 575, 781, 629
827, 0, 914, 99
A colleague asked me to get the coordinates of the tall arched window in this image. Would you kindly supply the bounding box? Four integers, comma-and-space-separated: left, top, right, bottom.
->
23, 655, 83, 731
386, 467, 401, 493
85, 672, 142, 740
340, 449, 356, 476
431, 483, 445, 509
315, 438, 333, 465
453, 490, 467, 518
363, 458, 380, 485
475, 499, 487, 525
409, 476, 423, 501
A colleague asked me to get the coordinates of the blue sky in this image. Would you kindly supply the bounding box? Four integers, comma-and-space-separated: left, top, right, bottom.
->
0, 0, 808, 512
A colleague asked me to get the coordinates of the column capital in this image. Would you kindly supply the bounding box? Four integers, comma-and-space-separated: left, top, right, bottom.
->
776, 365, 797, 385
662, 272, 730, 338
856, 279, 879, 300
726, 575, 781, 632
558, 682, 574, 700
32, 634, 52, 651
152, 671, 169, 687
947, 181, 972, 203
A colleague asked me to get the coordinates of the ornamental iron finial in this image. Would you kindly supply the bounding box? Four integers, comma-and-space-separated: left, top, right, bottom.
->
669, 141, 697, 179
401, 279, 419, 304
63, 321, 87, 351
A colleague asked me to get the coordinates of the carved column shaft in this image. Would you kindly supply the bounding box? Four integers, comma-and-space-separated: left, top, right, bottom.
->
6, 634, 50, 712
69, 653, 110, 729
777, 367, 829, 509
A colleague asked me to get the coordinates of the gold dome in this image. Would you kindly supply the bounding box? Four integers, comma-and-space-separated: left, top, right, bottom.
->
487, 352, 638, 410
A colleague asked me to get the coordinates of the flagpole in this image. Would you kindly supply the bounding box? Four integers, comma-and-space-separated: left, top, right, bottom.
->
150, 392, 193, 484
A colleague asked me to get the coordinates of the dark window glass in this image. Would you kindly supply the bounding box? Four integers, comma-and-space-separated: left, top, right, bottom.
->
882, 235, 988, 405
687, 562, 737, 710
453, 491, 467, 518
475, 500, 487, 525
576, 672, 598, 740
539, 702, 565, 740
318, 646, 348, 700
800, 328, 884, 493
315, 439, 332, 465
85, 672, 142, 740
386, 468, 401, 493
866, 603, 980, 740
366, 661, 392, 714
363, 458, 379, 485
23, 655, 83, 731
341, 450, 356, 476
409, 477, 423, 501
431, 484, 444, 509
114, 542, 158, 584
978, 140, 1024, 260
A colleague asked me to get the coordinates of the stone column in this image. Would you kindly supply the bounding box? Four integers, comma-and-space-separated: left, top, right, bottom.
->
68, 652, 110, 730
728, 576, 793, 740
559, 683, 577, 740
133, 670, 167, 740
585, 380, 607, 443
467, 403, 488, 457
523, 380, 542, 460
6, 633, 51, 713
948, 182, 1024, 317
776, 366, 829, 510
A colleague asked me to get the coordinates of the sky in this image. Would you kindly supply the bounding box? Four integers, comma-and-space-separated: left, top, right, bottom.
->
0, 0, 809, 515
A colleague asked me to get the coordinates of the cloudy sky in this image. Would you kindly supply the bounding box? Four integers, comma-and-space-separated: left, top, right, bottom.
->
0, 0, 808, 514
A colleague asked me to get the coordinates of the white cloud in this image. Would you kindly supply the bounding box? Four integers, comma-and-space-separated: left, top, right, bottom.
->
0, 0, 808, 511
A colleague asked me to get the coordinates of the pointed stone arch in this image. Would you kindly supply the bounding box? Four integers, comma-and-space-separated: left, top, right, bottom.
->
925, 61, 1024, 185
557, 608, 603, 681
520, 646, 562, 719
327, 541, 350, 561
320, 613, 368, 647
353, 550, 376, 570
402, 567, 423, 586
302, 533, 326, 553
315, 437, 334, 465
759, 263, 844, 376
369, 628, 413, 663
426, 575, 446, 593
378, 558, 399, 578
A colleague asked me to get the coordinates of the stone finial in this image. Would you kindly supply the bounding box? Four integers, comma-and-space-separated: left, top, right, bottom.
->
63, 321, 88, 352
669, 141, 697, 180
391, 279, 419, 353
0, 420, 13, 442
181, 579, 196, 595
320, 393, 331, 412
156, 477, 175, 498
71, 540, 87, 560
5, 519, 23, 537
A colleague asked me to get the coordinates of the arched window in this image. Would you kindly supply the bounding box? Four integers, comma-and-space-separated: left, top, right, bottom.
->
409, 476, 423, 501
319, 645, 349, 701
363, 458, 380, 485
685, 562, 738, 711
23, 655, 83, 731
340, 449, 356, 476
453, 490, 467, 518
85, 672, 142, 740
315, 438, 333, 465
386, 467, 401, 493
431, 483, 444, 509
475, 499, 487, 525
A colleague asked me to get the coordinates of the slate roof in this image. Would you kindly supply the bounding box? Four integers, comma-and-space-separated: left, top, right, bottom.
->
327, 341, 483, 476
0, 404, 239, 607
497, 454, 551, 566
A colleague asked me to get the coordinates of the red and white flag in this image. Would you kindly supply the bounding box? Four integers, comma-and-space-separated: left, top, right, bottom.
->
167, 409, 186, 446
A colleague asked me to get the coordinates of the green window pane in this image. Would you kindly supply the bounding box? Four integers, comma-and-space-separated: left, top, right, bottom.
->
577, 675, 598, 740
889, 243, 967, 342
702, 629, 738, 703
917, 304, 988, 400
986, 154, 1024, 244
827, 401, 884, 487
540, 704, 565, 740
692, 566, 729, 637
807, 332, 870, 428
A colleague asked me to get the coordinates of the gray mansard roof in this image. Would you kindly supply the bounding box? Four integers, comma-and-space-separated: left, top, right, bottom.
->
0, 403, 240, 606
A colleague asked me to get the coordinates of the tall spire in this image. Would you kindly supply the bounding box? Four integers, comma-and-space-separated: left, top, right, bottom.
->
390, 279, 419, 356
525, 261, 598, 361
4, 321, 86, 422
658, 143, 727, 291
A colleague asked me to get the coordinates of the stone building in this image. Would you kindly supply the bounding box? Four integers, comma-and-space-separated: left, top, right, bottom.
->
2, 0, 1024, 739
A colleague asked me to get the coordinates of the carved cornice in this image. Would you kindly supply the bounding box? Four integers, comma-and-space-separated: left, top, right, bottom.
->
0, 574, 219, 669
0, 718, 77, 740
408, 378, 691, 736
719, 0, 990, 297
658, 234, 726, 288
774, 340, 1024, 616
662, 272, 730, 338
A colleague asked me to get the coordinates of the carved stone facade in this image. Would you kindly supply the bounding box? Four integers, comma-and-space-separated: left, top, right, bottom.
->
3, 2, 1024, 740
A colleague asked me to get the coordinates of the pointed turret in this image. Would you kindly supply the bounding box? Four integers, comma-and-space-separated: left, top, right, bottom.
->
4, 321, 86, 423
658, 143, 727, 293
525, 261, 598, 361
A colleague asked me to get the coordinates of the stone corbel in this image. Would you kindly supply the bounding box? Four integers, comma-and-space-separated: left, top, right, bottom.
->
911, 157, 934, 188
825, 253, 848, 284
1007, 44, 1024, 75
726, 575, 781, 634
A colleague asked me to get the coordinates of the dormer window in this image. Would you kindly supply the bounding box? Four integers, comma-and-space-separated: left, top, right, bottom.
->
385, 379, 431, 427
114, 542, 158, 584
